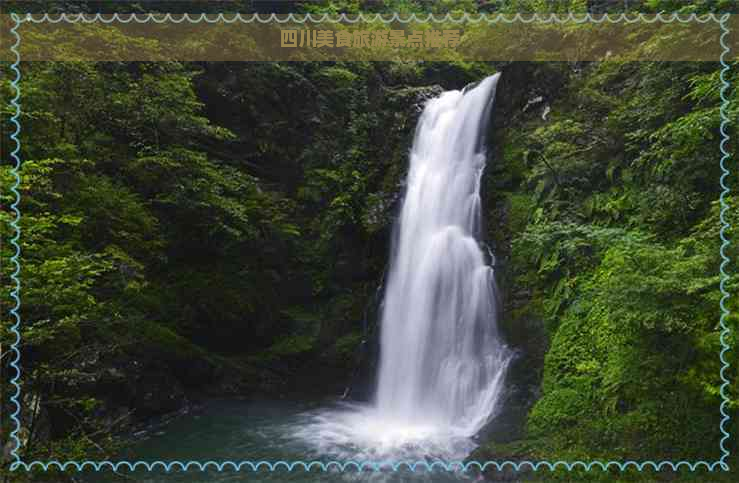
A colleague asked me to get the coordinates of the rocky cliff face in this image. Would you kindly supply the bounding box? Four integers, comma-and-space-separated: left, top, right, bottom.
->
188, 62, 518, 400
181, 60, 560, 416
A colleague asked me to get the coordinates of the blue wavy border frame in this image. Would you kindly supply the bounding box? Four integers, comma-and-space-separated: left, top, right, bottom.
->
5, 11, 733, 475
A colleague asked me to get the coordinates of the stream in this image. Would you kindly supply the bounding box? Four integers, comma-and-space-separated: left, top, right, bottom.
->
92, 399, 495, 482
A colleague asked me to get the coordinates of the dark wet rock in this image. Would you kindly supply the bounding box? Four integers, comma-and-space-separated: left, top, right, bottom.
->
132, 369, 188, 418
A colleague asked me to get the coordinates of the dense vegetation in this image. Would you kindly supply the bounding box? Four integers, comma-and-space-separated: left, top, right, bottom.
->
473, 59, 738, 479
1, 0, 737, 481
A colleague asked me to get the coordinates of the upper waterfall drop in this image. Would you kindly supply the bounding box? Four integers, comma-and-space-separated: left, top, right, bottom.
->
374, 72, 511, 436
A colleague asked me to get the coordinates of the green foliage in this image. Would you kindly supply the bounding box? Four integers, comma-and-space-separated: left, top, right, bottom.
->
507, 55, 738, 464
334, 332, 363, 362
2, 1, 736, 470
263, 335, 316, 359
1, 60, 305, 463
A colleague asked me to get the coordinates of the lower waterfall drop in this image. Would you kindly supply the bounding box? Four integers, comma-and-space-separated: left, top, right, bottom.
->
375, 72, 511, 438
295, 73, 511, 463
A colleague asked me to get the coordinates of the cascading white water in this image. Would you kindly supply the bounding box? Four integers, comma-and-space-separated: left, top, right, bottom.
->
375, 72, 510, 436
295, 74, 511, 463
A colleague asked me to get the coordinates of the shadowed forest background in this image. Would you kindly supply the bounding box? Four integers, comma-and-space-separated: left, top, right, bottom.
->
1, 0, 738, 481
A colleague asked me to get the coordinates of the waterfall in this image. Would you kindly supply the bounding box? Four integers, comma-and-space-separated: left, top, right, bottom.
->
374, 73, 510, 436
295, 74, 511, 462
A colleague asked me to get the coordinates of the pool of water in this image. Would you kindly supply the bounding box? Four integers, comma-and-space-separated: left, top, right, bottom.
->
86, 399, 493, 482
